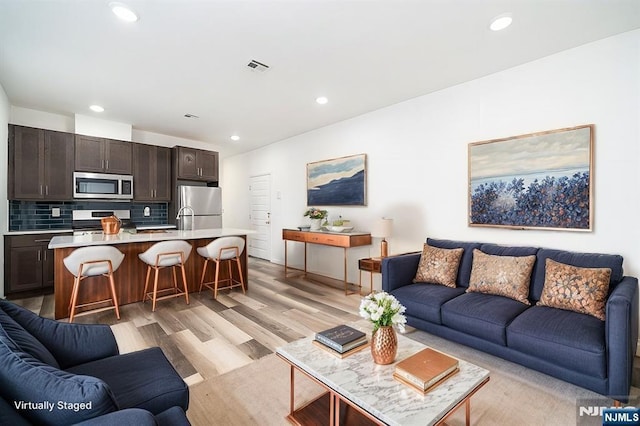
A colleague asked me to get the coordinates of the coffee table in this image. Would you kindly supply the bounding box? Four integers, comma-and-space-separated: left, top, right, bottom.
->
276, 327, 490, 426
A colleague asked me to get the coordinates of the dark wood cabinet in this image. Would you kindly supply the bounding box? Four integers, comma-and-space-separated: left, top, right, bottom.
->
133, 143, 171, 201
175, 146, 218, 182
9, 125, 74, 200
4, 234, 67, 296
75, 135, 132, 174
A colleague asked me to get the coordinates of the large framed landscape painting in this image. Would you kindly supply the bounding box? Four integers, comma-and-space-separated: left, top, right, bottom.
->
468, 125, 593, 231
307, 154, 367, 206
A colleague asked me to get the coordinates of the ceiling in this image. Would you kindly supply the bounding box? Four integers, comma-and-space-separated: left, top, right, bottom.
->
1, 1, 639, 157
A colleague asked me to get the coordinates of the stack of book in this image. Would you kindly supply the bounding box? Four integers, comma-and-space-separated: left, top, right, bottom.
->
393, 348, 459, 393
314, 325, 368, 358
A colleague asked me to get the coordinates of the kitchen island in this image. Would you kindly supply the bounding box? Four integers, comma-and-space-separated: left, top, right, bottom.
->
49, 228, 254, 320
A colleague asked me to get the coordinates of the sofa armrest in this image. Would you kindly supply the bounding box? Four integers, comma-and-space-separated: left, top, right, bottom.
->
606, 276, 639, 402
0, 301, 118, 369
382, 252, 421, 293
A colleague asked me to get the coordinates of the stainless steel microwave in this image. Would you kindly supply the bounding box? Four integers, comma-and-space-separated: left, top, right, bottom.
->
73, 172, 134, 200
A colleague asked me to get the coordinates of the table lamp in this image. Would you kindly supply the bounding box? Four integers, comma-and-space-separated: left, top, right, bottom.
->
371, 218, 392, 258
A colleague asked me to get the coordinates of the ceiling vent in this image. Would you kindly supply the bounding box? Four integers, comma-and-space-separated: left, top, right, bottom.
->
247, 59, 270, 72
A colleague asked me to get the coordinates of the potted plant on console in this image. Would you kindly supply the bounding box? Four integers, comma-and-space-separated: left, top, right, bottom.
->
304, 207, 328, 231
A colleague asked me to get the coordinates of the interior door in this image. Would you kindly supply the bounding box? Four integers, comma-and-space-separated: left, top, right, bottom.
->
249, 174, 271, 260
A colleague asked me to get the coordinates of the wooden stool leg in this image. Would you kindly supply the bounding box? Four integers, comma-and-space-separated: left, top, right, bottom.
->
107, 263, 120, 320
142, 265, 151, 301
213, 259, 221, 299
180, 262, 189, 305
199, 259, 209, 292
69, 276, 81, 323
172, 265, 178, 291
235, 256, 246, 294
152, 266, 160, 312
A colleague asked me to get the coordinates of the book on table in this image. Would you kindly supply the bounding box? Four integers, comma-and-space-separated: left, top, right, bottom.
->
314, 325, 367, 354
394, 348, 459, 392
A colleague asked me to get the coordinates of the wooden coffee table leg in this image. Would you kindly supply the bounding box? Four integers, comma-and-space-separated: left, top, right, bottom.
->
465, 399, 470, 426
289, 365, 295, 416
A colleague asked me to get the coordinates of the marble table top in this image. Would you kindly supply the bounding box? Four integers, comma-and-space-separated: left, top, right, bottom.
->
276, 324, 490, 426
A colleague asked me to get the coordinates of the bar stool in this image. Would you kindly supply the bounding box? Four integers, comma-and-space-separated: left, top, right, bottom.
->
197, 236, 246, 299
139, 240, 192, 312
63, 246, 124, 323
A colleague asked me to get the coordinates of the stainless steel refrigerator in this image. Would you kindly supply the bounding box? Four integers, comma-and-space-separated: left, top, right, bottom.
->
176, 186, 222, 230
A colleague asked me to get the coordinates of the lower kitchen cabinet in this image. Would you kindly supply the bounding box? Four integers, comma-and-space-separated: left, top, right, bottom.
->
4, 233, 70, 297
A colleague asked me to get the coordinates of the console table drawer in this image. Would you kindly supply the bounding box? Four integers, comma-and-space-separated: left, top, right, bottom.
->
306, 233, 350, 247
282, 230, 307, 242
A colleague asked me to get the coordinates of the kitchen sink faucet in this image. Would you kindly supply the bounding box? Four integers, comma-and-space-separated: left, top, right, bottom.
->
176, 206, 195, 231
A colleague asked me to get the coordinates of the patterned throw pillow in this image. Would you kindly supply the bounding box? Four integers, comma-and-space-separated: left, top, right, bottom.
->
413, 244, 463, 288
537, 258, 611, 320
467, 249, 536, 304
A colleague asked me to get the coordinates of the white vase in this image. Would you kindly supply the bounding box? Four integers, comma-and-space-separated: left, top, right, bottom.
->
310, 219, 322, 231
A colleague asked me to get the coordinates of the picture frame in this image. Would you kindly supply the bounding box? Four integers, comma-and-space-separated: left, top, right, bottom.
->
468, 125, 593, 231
307, 154, 367, 206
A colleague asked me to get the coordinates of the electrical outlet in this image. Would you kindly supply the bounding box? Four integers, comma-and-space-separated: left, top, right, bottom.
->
143, 206, 151, 217
51, 207, 60, 217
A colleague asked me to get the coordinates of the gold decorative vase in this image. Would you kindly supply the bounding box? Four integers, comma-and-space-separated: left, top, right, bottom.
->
371, 326, 397, 365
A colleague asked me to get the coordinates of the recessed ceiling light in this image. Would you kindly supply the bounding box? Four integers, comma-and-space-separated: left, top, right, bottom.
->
316, 96, 328, 105
110, 2, 138, 22
490, 13, 512, 31
89, 105, 104, 113
230, 135, 240, 141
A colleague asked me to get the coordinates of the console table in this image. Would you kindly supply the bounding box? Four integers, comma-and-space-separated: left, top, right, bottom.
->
282, 229, 372, 295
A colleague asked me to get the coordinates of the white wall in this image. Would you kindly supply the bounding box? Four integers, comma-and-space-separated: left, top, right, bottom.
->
0, 84, 10, 298
223, 29, 640, 289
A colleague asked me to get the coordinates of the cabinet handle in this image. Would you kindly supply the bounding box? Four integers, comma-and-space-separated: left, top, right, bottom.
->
151, 189, 154, 197
106, 160, 109, 170
37, 250, 41, 262
34, 239, 51, 243
45, 186, 48, 196
43, 251, 47, 261
40, 185, 43, 195
101, 159, 105, 169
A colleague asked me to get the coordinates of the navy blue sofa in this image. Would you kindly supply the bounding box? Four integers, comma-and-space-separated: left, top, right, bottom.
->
0, 300, 190, 425
382, 238, 639, 402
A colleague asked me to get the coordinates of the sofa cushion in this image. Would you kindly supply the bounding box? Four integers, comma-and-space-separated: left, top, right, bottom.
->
413, 244, 463, 288
537, 259, 610, 320
426, 238, 482, 288
531, 248, 623, 301
391, 283, 465, 324
441, 292, 530, 345
67, 347, 189, 415
0, 307, 59, 368
0, 326, 118, 425
0, 397, 31, 426
507, 306, 606, 378
467, 249, 536, 305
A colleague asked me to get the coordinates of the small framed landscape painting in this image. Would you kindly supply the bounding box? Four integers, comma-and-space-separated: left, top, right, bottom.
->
307, 154, 367, 206
468, 125, 593, 231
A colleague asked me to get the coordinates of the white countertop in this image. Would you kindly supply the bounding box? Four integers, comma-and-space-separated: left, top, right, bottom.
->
48, 228, 255, 249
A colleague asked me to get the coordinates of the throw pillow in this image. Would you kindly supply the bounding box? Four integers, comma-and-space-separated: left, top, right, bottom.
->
537, 258, 611, 320
467, 249, 536, 304
413, 244, 463, 288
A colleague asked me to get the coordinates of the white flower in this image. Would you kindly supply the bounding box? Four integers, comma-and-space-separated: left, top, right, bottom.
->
359, 292, 407, 332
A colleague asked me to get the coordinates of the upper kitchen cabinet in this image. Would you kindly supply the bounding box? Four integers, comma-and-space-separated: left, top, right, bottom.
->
133, 143, 171, 201
75, 135, 132, 174
175, 146, 219, 182
9, 125, 74, 200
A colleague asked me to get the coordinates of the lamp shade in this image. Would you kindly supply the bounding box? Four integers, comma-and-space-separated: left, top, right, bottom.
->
371, 218, 392, 238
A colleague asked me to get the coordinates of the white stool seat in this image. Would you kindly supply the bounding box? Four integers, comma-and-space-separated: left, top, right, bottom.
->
63, 246, 124, 323
139, 240, 192, 311
64, 246, 125, 277
196, 236, 245, 261
197, 236, 246, 299
139, 240, 192, 267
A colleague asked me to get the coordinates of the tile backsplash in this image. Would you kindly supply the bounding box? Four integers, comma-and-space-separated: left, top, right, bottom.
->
9, 200, 169, 231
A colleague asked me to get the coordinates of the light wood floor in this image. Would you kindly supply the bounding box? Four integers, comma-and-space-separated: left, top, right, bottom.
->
11, 257, 364, 387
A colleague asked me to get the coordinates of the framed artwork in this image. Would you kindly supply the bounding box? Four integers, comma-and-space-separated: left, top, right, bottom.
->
468, 125, 593, 231
307, 154, 367, 206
